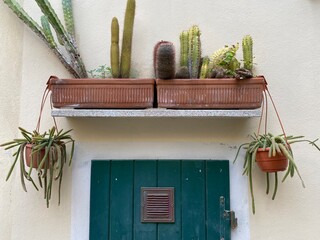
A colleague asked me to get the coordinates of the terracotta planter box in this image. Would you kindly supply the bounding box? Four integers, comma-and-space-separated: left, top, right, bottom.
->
156, 76, 266, 109
49, 77, 155, 109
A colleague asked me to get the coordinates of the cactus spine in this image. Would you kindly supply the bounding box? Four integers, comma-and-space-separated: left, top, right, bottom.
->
154, 41, 175, 79
120, 0, 136, 78
179, 31, 189, 67
111, 17, 120, 78
242, 35, 253, 71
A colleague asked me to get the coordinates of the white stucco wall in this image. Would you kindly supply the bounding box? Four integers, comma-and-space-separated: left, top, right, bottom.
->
1, 0, 320, 240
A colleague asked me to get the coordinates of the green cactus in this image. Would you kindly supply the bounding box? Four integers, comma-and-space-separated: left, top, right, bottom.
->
179, 30, 189, 67
120, 0, 136, 78
242, 35, 253, 71
3, 0, 87, 78
199, 56, 210, 79
188, 25, 201, 78
40, 15, 56, 48
209, 44, 240, 77
175, 66, 190, 79
62, 0, 75, 40
110, 17, 120, 78
35, 0, 87, 77
154, 41, 175, 79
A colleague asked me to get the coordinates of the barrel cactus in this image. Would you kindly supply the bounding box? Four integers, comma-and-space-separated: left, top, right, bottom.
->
154, 41, 176, 79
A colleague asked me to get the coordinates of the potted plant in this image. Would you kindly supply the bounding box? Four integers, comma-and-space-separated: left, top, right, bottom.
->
48, 0, 155, 109
234, 133, 320, 214
0, 126, 75, 207
155, 29, 266, 109
5, 0, 155, 109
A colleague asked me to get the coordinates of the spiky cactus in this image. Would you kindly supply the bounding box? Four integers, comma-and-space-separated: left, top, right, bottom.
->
179, 31, 189, 67
242, 35, 253, 71
62, 0, 75, 42
120, 0, 136, 78
199, 56, 210, 79
3, 0, 87, 78
175, 66, 190, 79
188, 25, 201, 78
154, 41, 175, 79
40, 15, 56, 48
110, 17, 120, 78
209, 44, 240, 77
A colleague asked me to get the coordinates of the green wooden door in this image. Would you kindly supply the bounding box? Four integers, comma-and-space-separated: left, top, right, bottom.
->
89, 160, 230, 240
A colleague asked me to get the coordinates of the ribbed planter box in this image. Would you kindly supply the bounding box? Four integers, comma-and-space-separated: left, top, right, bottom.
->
156, 76, 266, 109
49, 77, 155, 109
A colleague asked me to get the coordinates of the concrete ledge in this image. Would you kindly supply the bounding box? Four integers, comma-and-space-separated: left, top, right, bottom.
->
51, 108, 262, 118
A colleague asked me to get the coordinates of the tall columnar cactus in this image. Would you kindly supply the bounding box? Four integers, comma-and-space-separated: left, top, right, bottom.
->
179, 30, 189, 67
242, 35, 253, 71
62, 0, 75, 41
154, 41, 176, 79
120, 0, 136, 78
3, 0, 87, 78
110, 17, 120, 78
188, 25, 201, 78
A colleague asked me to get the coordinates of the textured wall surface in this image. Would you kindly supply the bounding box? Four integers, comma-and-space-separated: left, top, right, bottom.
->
1, 0, 320, 239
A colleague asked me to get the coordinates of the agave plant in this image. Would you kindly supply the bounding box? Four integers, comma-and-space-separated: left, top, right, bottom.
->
0, 126, 75, 207
234, 133, 320, 214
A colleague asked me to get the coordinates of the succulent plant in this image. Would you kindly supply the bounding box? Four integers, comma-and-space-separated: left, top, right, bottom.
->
235, 68, 253, 80
3, 0, 87, 78
242, 35, 253, 71
178, 25, 201, 78
234, 133, 320, 214
110, 17, 120, 78
175, 66, 190, 79
0, 127, 75, 207
120, 0, 136, 78
209, 44, 240, 77
199, 56, 210, 79
154, 41, 176, 79
188, 25, 201, 78
179, 30, 189, 67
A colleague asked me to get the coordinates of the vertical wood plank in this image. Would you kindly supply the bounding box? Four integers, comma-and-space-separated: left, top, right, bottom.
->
89, 160, 110, 240
206, 160, 230, 240
157, 160, 181, 240
109, 161, 134, 240
181, 160, 206, 240
133, 160, 157, 240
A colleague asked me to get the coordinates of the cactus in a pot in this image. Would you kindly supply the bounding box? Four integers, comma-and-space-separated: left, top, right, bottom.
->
110, 17, 120, 78
179, 30, 189, 67
188, 25, 201, 78
120, 0, 136, 78
177, 25, 201, 78
154, 41, 176, 79
242, 35, 253, 71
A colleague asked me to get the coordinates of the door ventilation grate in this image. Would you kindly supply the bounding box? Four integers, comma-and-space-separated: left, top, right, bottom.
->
141, 187, 175, 223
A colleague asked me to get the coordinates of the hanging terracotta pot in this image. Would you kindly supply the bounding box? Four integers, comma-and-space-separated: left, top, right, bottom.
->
255, 148, 288, 172
25, 144, 47, 169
